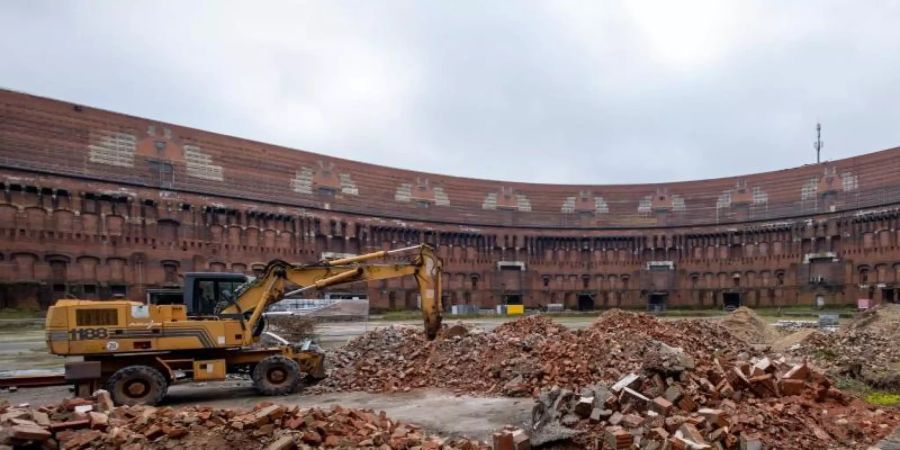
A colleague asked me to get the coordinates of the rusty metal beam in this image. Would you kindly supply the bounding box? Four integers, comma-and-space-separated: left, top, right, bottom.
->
0, 375, 67, 388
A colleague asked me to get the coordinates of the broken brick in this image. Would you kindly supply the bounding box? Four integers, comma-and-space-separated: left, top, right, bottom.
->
574, 396, 594, 418
605, 427, 632, 449
143, 424, 165, 440
11, 424, 51, 441
651, 397, 673, 415
783, 363, 810, 381
778, 378, 805, 396
88, 411, 108, 430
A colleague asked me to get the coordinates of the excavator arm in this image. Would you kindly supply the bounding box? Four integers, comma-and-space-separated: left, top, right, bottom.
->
220, 244, 443, 343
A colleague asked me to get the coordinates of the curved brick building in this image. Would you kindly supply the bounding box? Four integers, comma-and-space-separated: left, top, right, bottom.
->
2, 89, 900, 311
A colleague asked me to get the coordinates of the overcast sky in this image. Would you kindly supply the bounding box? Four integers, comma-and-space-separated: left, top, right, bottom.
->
2, 1, 899, 184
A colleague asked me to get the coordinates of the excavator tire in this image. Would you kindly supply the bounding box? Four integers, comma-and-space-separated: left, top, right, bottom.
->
252, 355, 301, 395
105, 365, 168, 406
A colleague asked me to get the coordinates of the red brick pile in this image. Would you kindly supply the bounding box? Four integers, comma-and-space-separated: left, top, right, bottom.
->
315, 311, 759, 396
529, 358, 900, 450
0, 391, 489, 450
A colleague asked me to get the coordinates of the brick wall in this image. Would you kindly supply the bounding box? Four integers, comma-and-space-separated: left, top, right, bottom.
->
2, 89, 900, 310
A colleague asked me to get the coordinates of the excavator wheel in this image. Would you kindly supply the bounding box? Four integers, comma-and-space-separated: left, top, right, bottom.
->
105, 365, 168, 406
252, 356, 301, 396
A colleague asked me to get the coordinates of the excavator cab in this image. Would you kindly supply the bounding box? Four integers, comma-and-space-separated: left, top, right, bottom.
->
146, 273, 250, 317
185, 273, 250, 316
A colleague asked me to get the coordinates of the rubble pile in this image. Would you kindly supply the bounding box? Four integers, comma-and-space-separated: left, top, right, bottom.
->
316, 312, 759, 396
0, 390, 489, 450
589, 310, 763, 366
266, 315, 318, 342
530, 358, 900, 450
789, 328, 900, 388
787, 304, 900, 388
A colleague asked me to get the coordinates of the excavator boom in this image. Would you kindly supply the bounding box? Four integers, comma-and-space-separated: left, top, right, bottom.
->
220, 244, 443, 341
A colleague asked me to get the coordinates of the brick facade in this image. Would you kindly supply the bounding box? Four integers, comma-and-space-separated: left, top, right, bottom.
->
2, 89, 900, 311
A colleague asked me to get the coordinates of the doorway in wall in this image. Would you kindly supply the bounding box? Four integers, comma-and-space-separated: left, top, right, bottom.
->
577, 294, 595, 311
648, 293, 668, 312
503, 294, 523, 305
883, 288, 896, 304
723, 292, 742, 310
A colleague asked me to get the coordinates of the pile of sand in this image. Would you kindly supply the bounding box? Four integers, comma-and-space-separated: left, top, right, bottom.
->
771, 328, 819, 353
719, 306, 779, 344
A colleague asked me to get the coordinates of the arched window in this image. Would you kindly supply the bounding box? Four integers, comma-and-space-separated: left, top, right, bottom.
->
161, 260, 179, 284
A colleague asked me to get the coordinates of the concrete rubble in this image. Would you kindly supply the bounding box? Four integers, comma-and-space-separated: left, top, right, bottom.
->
786, 304, 900, 390
0, 390, 490, 450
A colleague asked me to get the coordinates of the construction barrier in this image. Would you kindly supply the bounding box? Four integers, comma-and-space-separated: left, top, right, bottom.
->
506, 304, 524, 315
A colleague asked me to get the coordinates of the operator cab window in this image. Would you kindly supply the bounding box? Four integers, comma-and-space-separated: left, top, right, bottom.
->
194, 280, 217, 316
192, 278, 242, 316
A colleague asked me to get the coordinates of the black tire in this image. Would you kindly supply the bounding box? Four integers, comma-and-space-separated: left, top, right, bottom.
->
252, 356, 301, 396
105, 365, 168, 406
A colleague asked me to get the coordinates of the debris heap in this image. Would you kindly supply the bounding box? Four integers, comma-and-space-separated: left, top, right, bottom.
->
787, 304, 900, 389
266, 315, 318, 342
0, 391, 489, 450
316, 311, 761, 396
530, 358, 900, 450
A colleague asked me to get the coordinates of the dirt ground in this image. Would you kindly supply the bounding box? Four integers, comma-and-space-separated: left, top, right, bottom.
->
0, 382, 531, 442
0, 315, 599, 442
0, 316, 549, 441
0, 316, 604, 375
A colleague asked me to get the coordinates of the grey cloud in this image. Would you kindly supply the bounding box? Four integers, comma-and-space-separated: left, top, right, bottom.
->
1, 0, 899, 184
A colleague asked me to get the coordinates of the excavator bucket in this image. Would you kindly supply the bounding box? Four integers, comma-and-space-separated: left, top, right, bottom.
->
415, 247, 443, 340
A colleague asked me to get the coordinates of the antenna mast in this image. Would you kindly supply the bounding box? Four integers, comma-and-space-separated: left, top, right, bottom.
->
814, 122, 823, 163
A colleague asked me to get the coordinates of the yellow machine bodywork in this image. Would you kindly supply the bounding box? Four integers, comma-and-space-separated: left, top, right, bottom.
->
45, 300, 247, 355
44, 244, 443, 404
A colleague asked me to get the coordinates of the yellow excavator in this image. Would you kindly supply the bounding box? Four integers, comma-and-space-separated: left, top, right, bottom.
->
45, 244, 442, 405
